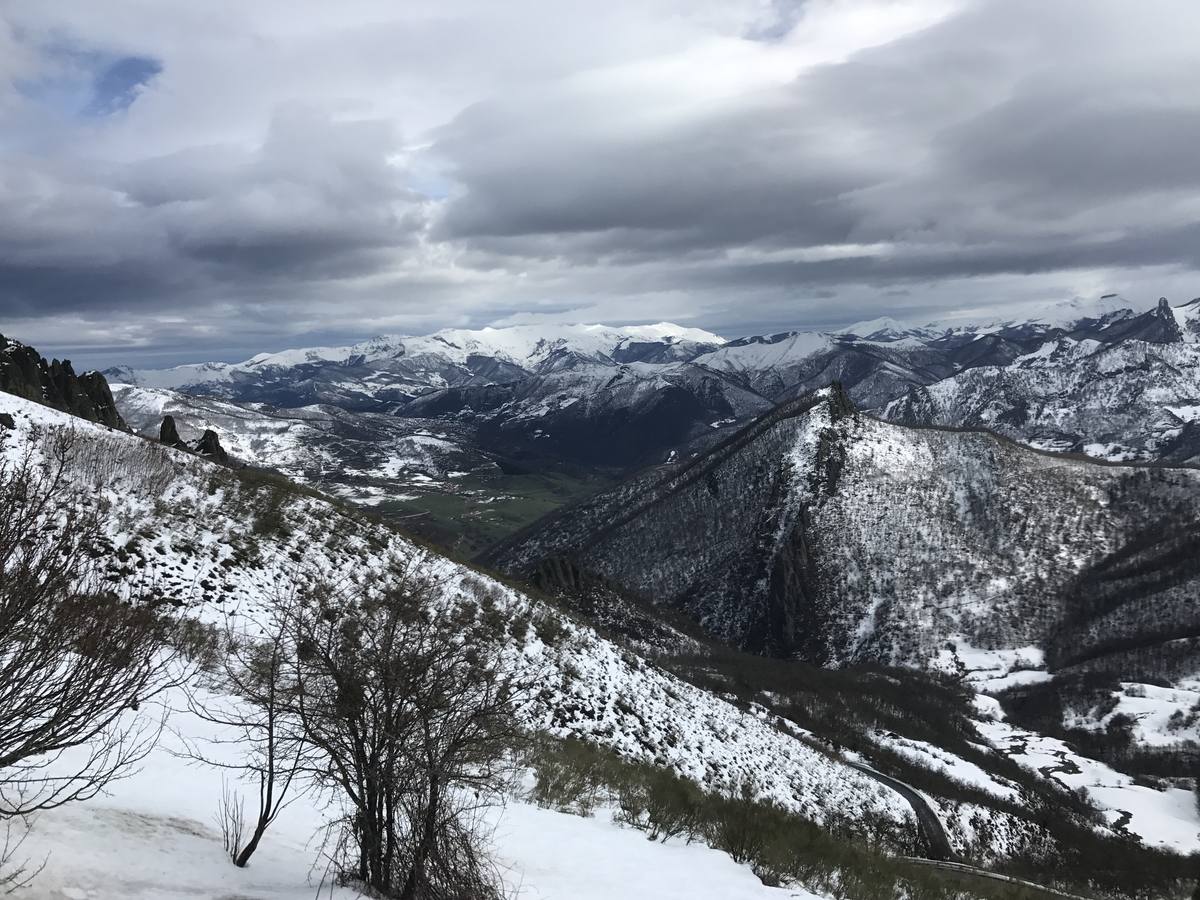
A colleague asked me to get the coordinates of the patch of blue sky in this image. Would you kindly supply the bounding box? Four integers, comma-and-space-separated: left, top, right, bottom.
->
17, 44, 161, 118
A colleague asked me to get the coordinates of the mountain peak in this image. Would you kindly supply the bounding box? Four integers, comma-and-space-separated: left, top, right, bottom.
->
840, 316, 919, 339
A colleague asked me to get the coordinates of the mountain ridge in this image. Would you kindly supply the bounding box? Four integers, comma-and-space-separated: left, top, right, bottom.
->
96, 295, 1200, 547
483, 386, 1200, 669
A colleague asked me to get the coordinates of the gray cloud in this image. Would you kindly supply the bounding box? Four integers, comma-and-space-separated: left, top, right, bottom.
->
435, 0, 1200, 281
2, 0, 1199, 366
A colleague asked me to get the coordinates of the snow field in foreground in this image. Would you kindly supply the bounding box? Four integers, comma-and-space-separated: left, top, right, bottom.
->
13, 684, 818, 900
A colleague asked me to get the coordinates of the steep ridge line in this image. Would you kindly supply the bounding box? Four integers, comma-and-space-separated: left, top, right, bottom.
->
863, 411, 1200, 471
484, 383, 1200, 569
478, 388, 836, 570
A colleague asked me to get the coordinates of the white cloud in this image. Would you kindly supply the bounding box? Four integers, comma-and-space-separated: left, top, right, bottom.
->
1, 0, 1198, 365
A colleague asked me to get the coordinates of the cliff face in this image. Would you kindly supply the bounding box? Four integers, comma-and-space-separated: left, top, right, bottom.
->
0, 334, 127, 430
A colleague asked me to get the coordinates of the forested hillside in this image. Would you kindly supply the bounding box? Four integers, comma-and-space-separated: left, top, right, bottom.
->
487, 387, 1200, 672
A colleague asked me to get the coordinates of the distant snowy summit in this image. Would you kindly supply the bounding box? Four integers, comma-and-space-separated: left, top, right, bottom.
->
107, 296, 1200, 392
107, 322, 727, 390
101, 294, 1200, 474
838, 293, 1196, 337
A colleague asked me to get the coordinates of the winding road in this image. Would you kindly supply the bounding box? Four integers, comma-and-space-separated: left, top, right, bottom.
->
844, 760, 956, 861
845, 761, 1094, 899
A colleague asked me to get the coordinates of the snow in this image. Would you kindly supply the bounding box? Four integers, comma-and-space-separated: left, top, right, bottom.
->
932, 640, 1053, 693
109, 383, 486, 497
15, 682, 816, 900
0, 390, 915, 846
883, 332, 1200, 465
10, 375, 1200, 885
694, 332, 834, 374
495, 805, 815, 900
1025, 294, 1135, 327
115, 323, 725, 389
409, 322, 725, 367
868, 731, 1022, 803
1169, 298, 1200, 343
1165, 403, 1200, 422
0, 391, 890, 897
1063, 681, 1200, 748
838, 317, 938, 342
977, 709, 1200, 853
925, 294, 1141, 335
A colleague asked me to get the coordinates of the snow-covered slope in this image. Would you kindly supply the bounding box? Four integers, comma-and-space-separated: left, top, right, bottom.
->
111, 383, 492, 506
1168, 297, 1200, 343
0, 389, 918, 847
487, 387, 1200, 669
5, 369, 1188, 894
16, 678, 818, 900
884, 335, 1200, 464
971, 695, 1200, 854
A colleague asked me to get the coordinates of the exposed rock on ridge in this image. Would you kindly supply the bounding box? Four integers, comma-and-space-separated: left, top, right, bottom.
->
0, 333, 126, 429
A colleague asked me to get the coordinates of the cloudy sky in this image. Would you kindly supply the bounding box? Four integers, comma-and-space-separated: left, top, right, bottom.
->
2, 0, 1199, 367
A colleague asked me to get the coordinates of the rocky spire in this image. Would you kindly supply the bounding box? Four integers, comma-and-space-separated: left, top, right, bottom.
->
0, 333, 127, 430
194, 429, 229, 464
159, 415, 189, 449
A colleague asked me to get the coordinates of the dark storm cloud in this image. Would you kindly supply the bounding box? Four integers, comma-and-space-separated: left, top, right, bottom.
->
3, 0, 1200, 365
434, 93, 870, 250
433, 0, 1200, 297
0, 108, 426, 316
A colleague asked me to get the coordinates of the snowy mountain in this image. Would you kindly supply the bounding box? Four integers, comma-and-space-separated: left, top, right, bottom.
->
108, 298, 1200, 483
4, 337, 1196, 897
97, 298, 1200, 554
486, 386, 1200, 671
108, 322, 726, 395
884, 320, 1200, 465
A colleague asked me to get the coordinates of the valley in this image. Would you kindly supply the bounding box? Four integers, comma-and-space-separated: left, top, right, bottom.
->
7, 5, 1199, 897
3, 299, 1200, 899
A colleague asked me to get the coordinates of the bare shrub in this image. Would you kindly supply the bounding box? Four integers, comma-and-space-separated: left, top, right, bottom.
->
526, 737, 609, 816
0, 818, 42, 893
38, 425, 181, 496
280, 557, 528, 899
182, 606, 306, 868
0, 433, 186, 885
178, 554, 529, 896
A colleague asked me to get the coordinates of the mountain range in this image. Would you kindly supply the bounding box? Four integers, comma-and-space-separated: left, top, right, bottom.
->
101, 295, 1200, 548
3, 313, 1199, 896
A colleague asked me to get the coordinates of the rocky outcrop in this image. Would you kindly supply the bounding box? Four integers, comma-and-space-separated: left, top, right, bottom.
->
194, 429, 229, 464
0, 334, 127, 429
155, 414, 231, 465
158, 415, 189, 450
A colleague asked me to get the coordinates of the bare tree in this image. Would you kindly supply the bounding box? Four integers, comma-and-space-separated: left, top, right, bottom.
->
0, 431, 184, 882
181, 606, 306, 868
280, 558, 528, 900
0, 818, 43, 894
